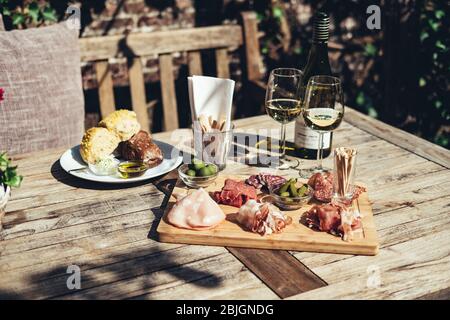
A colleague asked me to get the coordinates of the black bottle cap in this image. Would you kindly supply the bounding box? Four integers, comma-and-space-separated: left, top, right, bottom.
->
312, 11, 330, 43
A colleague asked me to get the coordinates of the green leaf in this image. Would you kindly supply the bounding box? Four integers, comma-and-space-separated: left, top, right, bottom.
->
2, 7, 11, 16
256, 13, 264, 22
436, 40, 446, 51
435, 10, 445, 19
419, 77, 426, 87
428, 19, 439, 31
42, 6, 57, 22
367, 106, 378, 118
356, 92, 365, 106
272, 7, 283, 19
420, 31, 429, 42
364, 43, 377, 57
435, 100, 442, 109
12, 13, 25, 26
28, 2, 40, 23
5, 175, 22, 188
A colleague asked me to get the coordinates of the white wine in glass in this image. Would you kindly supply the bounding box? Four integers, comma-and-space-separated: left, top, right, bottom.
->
266, 98, 303, 124
265, 68, 303, 169
301, 75, 344, 176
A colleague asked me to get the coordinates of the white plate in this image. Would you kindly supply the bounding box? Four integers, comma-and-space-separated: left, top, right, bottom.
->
60, 140, 182, 184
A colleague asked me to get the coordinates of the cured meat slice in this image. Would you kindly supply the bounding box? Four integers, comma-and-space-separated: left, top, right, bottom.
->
305, 203, 362, 241
213, 179, 257, 208
308, 172, 334, 202
308, 172, 366, 203
246, 173, 287, 192
167, 188, 225, 230
237, 200, 292, 236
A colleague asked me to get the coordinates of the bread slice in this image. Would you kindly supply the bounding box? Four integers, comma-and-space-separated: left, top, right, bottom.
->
80, 127, 120, 164
99, 109, 141, 141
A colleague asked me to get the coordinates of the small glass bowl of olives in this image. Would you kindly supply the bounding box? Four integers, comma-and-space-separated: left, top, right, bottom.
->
178, 160, 219, 188
269, 178, 312, 210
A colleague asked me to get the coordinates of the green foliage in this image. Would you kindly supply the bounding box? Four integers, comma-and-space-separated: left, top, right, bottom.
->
417, 0, 449, 147
0, 153, 23, 189
0, 1, 59, 28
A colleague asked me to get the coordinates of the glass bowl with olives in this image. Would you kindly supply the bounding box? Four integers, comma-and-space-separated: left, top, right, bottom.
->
178, 160, 219, 188
269, 178, 313, 210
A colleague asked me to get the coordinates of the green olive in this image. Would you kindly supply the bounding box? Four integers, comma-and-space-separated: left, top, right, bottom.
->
206, 164, 217, 174
297, 184, 308, 197
198, 166, 212, 177
192, 159, 205, 171
278, 181, 291, 194
186, 169, 196, 177
289, 182, 299, 197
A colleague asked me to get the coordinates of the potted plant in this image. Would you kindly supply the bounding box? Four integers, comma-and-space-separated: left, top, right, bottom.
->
0, 152, 23, 230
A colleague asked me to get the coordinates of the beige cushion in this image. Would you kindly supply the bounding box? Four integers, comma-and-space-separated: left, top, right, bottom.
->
0, 23, 84, 155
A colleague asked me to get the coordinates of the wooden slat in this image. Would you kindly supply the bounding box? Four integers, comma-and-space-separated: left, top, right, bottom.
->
94, 61, 115, 118
215, 48, 230, 78
128, 57, 150, 131
241, 11, 263, 81
79, 25, 243, 62
344, 108, 450, 169
187, 51, 203, 76
158, 54, 179, 131
0, 14, 5, 31
227, 248, 327, 298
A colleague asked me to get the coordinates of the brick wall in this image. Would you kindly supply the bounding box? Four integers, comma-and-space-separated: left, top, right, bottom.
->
77, 0, 198, 130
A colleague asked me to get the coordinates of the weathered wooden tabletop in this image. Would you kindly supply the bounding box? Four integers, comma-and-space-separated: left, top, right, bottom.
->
1, 108, 449, 300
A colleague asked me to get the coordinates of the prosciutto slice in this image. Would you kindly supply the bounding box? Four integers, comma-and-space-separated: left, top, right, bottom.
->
167, 188, 226, 230
237, 200, 292, 236
305, 203, 362, 241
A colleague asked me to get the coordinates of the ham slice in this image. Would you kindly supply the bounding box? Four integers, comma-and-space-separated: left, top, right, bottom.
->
167, 188, 225, 230
305, 203, 362, 241
213, 179, 257, 208
237, 200, 292, 236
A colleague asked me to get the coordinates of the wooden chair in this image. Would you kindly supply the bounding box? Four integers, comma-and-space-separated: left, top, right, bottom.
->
78, 12, 264, 132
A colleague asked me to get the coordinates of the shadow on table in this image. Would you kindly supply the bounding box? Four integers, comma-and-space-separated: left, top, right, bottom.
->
50, 141, 183, 191
231, 132, 298, 168
0, 207, 221, 300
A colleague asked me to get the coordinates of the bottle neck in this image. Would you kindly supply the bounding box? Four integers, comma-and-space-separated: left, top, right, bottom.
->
309, 42, 329, 61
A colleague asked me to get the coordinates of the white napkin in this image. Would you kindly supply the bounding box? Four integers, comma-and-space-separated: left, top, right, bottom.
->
188, 75, 235, 130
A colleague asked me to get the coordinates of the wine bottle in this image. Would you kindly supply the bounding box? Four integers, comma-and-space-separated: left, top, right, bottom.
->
295, 11, 333, 159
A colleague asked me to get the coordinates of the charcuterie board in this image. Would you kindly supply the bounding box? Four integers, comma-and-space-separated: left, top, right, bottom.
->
156, 175, 379, 255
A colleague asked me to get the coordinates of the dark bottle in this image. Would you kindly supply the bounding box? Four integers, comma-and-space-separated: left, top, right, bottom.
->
295, 11, 333, 159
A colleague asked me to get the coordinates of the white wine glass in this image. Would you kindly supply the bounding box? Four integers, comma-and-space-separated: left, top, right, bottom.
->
265, 68, 303, 169
301, 75, 344, 175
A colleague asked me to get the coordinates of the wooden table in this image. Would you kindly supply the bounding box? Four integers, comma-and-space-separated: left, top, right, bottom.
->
1, 108, 449, 300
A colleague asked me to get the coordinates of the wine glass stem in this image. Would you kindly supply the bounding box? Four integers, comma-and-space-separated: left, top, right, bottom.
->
280, 123, 287, 160
316, 132, 324, 171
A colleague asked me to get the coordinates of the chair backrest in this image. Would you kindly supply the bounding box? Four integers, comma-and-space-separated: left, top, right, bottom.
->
0, 12, 262, 133
79, 11, 262, 132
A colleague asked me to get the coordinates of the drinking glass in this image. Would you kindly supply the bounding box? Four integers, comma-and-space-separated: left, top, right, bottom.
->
301, 75, 344, 175
265, 68, 303, 169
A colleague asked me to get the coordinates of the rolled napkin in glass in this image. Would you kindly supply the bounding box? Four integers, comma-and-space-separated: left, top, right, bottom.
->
332, 147, 357, 203
188, 76, 235, 170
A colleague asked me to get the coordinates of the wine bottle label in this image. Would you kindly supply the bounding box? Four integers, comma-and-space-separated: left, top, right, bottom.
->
294, 117, 331, 149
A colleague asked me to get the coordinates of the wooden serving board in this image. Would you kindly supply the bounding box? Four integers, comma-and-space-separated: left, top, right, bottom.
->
156, 175, 379, 255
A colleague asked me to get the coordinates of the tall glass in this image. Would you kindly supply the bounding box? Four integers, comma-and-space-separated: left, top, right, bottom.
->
301, 75, 344, 175
265, 68, 303, 169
